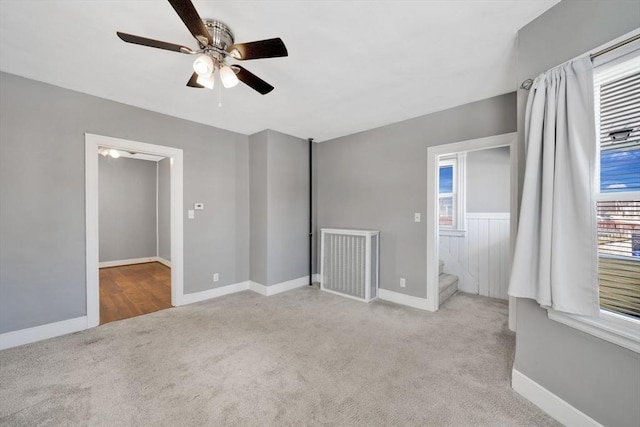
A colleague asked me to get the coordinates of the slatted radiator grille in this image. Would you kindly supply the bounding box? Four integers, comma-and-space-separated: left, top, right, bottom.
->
320, 229, 379, 302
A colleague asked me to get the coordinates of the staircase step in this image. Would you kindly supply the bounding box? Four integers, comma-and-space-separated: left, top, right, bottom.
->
439, 260, 444, 275
438, 273, 457, 291
438, 273, 458, 306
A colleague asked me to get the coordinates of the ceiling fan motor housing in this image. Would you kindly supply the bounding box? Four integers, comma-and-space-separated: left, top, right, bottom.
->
204, 20, 234, 60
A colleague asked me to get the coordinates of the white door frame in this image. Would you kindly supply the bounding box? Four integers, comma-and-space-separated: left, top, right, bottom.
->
85, 133, 184, 328
426, 132, 518, 331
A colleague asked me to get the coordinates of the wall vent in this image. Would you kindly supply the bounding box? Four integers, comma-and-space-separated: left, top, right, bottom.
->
320, 228, 379, 303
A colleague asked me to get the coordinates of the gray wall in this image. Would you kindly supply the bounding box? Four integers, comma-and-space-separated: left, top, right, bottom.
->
158, 157, 171, 262
316, 93, 516, 298
0, 72, 250, 333
235, 135, 250, 284
249, 130, 309, 286
249, 130, 269, 286
99, 156, 157, 262
266, 130, 309, 286
465, 147, 510, 213
515, 1, 640, 426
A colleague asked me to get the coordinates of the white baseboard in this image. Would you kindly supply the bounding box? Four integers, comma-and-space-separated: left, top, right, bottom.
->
157, 257, 172, 268
511, 369, 602, 427
181, 281, 250, 305
250, 276, 312, 296
99, 257, 157, 268
0, 316, 88, 350
378, 288, 430, 310
249, 281, 267, 295
312, 273, 320, 283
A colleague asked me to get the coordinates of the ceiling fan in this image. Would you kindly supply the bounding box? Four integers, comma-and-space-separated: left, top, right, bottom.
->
117, 0, 288, 95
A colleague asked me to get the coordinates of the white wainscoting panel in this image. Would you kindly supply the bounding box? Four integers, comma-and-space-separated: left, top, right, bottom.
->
439, 213, 510, 300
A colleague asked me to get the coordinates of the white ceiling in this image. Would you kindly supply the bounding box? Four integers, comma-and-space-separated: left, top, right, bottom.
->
0, 1, 558, 142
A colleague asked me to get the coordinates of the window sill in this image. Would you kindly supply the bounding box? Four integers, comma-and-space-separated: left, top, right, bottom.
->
439, 229, 466, 237
547, 309, 640, 353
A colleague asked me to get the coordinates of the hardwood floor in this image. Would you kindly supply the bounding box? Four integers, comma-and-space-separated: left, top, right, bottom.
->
99, 262, 171, 325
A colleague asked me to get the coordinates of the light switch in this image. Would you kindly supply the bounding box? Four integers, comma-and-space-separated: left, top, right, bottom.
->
414, 213, 421, 222
188, 210, 195, 219
195, 203, 204, 210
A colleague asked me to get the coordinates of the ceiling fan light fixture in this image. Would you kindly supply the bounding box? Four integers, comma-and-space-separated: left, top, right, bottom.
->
220, 65, 239, 88
193, 54, 214, 76
196, 73, 215, 89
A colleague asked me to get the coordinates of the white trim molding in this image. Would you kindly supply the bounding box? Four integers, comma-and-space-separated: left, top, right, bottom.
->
439, 229, 466, 237
466, 212, 510, 220
157, 257, 172, 268
99, 257, 158, 268
0, 317, 88, 350
378, 289, 430, 310
512, 369, 603, 427
85, 133, 184, 328
181, 281, 250, 305
548, 309, 640, 353
250, 276, 311, 296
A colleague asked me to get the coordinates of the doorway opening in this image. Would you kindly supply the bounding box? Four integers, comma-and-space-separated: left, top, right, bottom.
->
426, 133, 518, 330
85, 134, 184, 328
96, 149, 172, 324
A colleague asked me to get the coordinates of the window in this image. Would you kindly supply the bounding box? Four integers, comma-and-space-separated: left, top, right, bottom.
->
594, 51, 640, 320
438, 160, 455, 227
438, 154, 465, 231
548, 40, 640, 353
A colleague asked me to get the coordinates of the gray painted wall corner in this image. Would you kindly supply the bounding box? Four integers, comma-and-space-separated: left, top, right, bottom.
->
265, 130, 309, 286
249, 130, 269, 286
99, 156, 158, 262
249, 130, 310, 287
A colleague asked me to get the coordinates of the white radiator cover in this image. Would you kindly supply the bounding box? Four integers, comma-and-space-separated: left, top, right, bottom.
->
320, 228, 380, 303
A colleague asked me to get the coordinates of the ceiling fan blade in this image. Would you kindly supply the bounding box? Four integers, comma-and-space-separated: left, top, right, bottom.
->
186, 72, 204, 88
232, 65, 274, 95
227, 38, 288, 60
117, 32, 195, 54
167, 0, 212, 46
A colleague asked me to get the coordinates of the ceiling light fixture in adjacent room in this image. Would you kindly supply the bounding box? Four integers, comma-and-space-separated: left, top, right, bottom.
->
99, 148, 121, 158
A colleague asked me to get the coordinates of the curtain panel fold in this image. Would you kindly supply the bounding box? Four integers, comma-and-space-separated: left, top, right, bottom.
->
509, 57, 599, 316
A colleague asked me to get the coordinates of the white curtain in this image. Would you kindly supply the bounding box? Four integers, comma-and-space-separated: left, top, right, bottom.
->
509, 57, 599, 316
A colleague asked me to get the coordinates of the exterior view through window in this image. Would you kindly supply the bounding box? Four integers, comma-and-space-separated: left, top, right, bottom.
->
438, 163, 455, 227
594, 52, 640, 319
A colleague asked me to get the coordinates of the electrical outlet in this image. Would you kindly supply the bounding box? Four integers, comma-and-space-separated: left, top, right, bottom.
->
414, 213, 421, 222
213, 273, 219, 282
400, 278, 406, 288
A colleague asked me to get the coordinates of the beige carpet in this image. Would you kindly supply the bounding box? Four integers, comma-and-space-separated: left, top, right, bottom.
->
0, 287, 559, 426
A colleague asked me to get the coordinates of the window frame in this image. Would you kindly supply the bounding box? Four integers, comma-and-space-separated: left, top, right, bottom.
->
438, 153, 466, 234
546, 35, 640, 353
